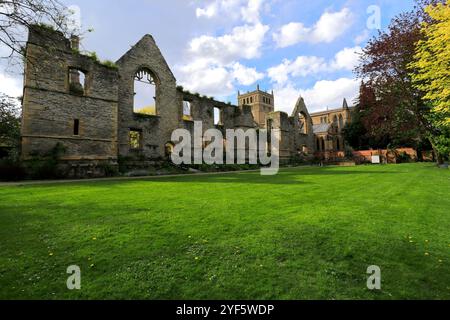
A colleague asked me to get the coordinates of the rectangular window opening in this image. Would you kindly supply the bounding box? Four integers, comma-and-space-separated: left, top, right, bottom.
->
183, 100, 192, 120
73, 119, 80, 136
69, 68, 86, 95
129, 130, 142, 150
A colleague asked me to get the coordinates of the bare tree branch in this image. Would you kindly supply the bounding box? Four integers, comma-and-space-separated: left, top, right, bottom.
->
0, 0, 79, 63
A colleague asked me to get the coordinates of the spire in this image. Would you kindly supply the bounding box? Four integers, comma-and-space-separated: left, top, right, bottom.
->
343, 98, 349, 110
257, 84, 260, 91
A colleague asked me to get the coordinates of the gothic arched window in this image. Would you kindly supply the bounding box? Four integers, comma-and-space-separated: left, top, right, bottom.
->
133, 68, 157, 115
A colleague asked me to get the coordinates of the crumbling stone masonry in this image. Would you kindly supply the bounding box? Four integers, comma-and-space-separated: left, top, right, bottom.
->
21, 26, 325, 178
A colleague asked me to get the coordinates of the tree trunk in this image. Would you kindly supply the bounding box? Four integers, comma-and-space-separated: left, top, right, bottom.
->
427, 137, 443, 165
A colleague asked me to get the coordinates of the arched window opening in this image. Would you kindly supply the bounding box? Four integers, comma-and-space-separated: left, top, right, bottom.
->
298, 112, 308, 134
183, 101, 192, 121
214, 107, 222, 126
321, 138, 325, 151
339, 114, 344, 129
337, 139, 341, 151
333, 115, 338, 125
316, 138, 320, 151
134, 69, 157, 115
69, 68, 86, 95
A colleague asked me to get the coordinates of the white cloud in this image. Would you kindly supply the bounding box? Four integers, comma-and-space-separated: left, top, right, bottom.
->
177, 60, 264, 97
311, 8, 353, 43
267, 56, 327, 84
300, 78, 359, 112
188, 23, 269, 65
196, 3, 218, 19
273, 78, 359, 114
177, 59, 234, 97
273, 8, 354, 48
329, 46, 362, 71
177, 21, 268, 96
195, 0, 266, 24
272, 22, 310, 48
180, 1, 269, 97
268, 46, 362, 84
273, 84, 302, 114
231, 62, 264, 86
241, 0, 264, 24
0, 72, 22, 98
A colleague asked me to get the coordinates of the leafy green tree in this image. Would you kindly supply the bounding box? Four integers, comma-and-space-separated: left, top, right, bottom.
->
0, 94, 21, 159
356, 0, 446, 161
410, 2, 450, 161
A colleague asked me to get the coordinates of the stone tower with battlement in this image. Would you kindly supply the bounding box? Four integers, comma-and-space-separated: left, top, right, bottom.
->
237, 85, 274, 128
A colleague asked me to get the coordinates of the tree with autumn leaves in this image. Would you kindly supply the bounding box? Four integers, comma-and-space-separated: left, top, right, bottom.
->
348, 0, 449, 163
410, 1, 450, 162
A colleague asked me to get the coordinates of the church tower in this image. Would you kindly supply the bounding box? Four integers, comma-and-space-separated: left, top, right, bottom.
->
237, 85, 275, 128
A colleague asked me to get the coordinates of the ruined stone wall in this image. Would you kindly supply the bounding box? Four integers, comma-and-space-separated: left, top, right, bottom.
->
116, 35, 179, 160
20, 26, 321, 177
177, 91, 257, 161
21, 26, 119, 176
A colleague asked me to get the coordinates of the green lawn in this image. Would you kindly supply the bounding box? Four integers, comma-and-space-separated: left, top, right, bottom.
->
0, 163, 449, 300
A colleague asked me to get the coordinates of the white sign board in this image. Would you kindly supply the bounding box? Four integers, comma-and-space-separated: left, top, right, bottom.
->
372, 155, 381, 164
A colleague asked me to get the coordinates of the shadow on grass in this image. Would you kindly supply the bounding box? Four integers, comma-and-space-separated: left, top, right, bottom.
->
3, 166, 407, 189
130, 167, 405, 185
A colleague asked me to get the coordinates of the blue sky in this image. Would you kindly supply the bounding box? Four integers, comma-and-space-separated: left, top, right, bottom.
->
0, 0, 416, 113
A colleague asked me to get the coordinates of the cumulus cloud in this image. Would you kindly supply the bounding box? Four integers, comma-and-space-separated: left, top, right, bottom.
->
0, 72, 23, 98
329, 46, 362, 71
188, 23, 269, 65
273, 8, 354, 48
196, 3, 218, 19
273, 78, 359, 113
241, 0, 264, 24
177, 20, 268, 97
177, 59, 235, 97
177, 60, 264, 97
195, 0, 266, 24
267, 56, 327, 84
231, 62, 264, 86
268, 46, 362, 84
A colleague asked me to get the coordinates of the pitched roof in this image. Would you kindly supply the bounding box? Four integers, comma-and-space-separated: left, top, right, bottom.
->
313, 123, 331, 134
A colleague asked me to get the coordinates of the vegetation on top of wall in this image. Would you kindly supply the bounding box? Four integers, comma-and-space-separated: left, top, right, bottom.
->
86, 51, 100, 63
81, 51, 118, 70
35, 23, 57, 32
101, 60, 119, 70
